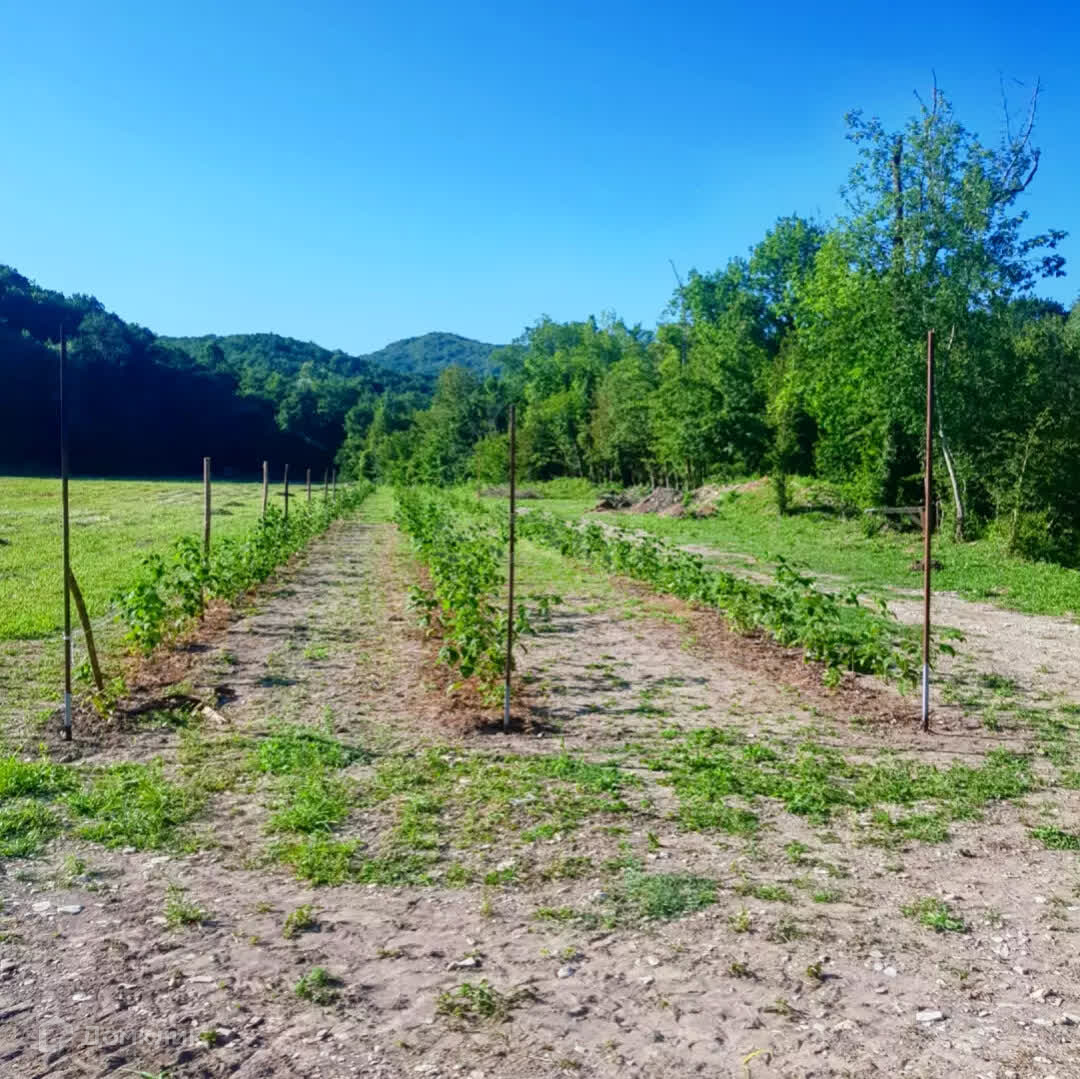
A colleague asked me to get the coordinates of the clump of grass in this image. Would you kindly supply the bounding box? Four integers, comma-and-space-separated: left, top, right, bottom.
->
603, 869, 718, 924
0, 800, 62, 857
268, 769, 352, 834
1030, 826, 1080, 850
294, 966, 342, 1005
540, 855, 593, 880
435, 980, 529, 1025
736, 880, 792, 903
282, 904, 318, 939
649, 730, 1034, 837
533, 906, 577, 922
253, 726, 365, 774
275, 836, 360, 886
65, 761, 201, 850
0, 753, 76, 800
901, 896, 968, 933
164, 883, 206, 927
730, 907, 752, 932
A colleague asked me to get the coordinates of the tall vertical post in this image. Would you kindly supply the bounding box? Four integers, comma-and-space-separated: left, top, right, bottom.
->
921, 330, 935, 732
283, 464, 290, 520
60, 327, 72, 741
306, 467, 312, 504
261, 460, 269, 517
504, 404, 517, 733
323, 467, 329, 501
332, 469, 337, 499
202, 456, 212, 612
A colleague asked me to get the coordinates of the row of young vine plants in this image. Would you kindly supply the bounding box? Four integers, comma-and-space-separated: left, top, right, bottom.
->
394, 488, 549, 702
113, 481, 374, 655
453, 499, 947, 687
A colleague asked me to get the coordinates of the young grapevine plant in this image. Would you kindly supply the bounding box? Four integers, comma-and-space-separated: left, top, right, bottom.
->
114, 482, 374, 654
395, 489, 543, 702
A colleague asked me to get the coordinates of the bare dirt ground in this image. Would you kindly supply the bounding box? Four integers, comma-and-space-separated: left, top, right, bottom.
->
2, 512, 1079, 1079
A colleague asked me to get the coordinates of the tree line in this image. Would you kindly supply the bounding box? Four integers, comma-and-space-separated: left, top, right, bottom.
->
343, 86, 1079, 566
0, 271, 487, 476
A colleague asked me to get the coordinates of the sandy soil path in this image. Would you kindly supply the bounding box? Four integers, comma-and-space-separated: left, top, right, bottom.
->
1, 516, 1078, 1079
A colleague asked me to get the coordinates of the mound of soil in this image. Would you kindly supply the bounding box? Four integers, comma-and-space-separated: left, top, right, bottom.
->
628, 486, 682, 514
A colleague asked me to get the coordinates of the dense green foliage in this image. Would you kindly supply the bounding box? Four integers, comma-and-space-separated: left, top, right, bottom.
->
0, 267, 492, 476
394, 488, 547, 700
342, 89, 1078, 567
114, 482, 373, 653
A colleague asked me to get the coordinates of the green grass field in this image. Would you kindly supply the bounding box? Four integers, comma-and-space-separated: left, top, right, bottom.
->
0, 477, 266, 640
498, 480, 1080, 619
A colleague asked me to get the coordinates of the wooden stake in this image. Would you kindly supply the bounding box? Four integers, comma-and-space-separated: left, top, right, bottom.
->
306, 467, 312, 503
323, 467, 329, 501
332, 469, 337, 499
67, 569, 103, 692
60, 327, 72, 741
261, 460, 269, 517
921, 330, 935, 732
283, 464, 290, 520
504, 404, 517, 732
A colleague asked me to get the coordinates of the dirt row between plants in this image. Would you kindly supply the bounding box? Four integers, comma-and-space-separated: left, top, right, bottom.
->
1, 513, 1078, 1079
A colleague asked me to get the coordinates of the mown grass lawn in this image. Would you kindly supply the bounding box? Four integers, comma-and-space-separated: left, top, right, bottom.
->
0, 476, 266, 640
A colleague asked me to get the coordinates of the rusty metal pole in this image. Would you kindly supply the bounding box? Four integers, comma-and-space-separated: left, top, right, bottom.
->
261, 460, 269, 517
60, 327, 72, 742
504, 404, 517, 733
921, 330, 935, 732
202, 456, 212, 611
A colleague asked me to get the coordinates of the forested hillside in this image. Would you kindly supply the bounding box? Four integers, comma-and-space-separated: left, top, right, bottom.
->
0, 272, 493, 476
342, 88, 1080, 566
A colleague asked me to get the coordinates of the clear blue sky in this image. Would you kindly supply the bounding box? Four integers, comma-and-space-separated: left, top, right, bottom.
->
3, 1, 1076, 353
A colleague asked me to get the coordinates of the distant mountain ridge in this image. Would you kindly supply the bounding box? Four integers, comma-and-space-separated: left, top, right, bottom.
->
163, 330, 501, 380
0, 260, 502, 475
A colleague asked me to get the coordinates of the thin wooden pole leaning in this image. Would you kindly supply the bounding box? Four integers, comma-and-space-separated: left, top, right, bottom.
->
504, 404, 517, 733
202, 456, 212, 611
283, 464, 290, 521
306, 467, 312, 503
921, 330, 935, 732
261, 460, 269, 517
67, 570, 103, 692
60, 327, 73, 741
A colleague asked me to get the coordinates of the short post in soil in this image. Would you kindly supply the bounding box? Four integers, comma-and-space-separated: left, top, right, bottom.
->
261, 460, 269, 517
59, 326, 72, 741
202, 456, 212, 611
283, 463, 290, 520
504, 403, 517, 733
921, 330, 935, 732
306, 467, 312, 504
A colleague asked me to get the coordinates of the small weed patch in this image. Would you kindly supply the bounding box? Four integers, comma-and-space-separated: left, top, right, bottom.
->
294, 966, 342, 1005
436, 980, 529, 1025
282, 904, 318, 939
164, 884, 206, 927
1030, 826, 1080, 850
902, 897, 968, 933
